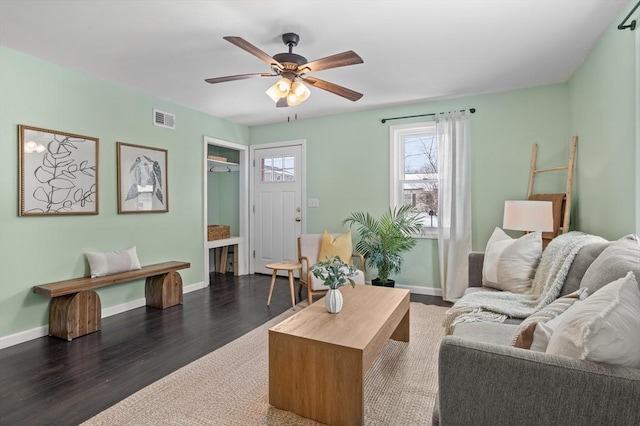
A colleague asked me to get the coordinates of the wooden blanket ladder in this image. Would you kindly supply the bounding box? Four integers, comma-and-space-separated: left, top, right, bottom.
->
527, 136, 578, 238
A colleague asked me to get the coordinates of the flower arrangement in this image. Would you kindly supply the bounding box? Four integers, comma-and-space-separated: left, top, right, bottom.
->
310, 255, 358, 290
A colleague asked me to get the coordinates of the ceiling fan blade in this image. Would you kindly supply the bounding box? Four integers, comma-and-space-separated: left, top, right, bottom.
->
205, 73, 276, 84
302, 76, 363, 102
223, 36, 284, 70
297, 51, 363, 74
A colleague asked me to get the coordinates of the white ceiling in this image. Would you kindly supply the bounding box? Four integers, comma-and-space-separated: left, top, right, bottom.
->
0, 0, 629, 126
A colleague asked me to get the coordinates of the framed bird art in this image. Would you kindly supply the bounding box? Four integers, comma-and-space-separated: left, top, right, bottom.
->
116, 142, 168, 214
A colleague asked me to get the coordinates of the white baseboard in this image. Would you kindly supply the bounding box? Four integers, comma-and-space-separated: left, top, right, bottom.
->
396, 284, 443, 297
183, 281, 207, 293
0, 325, 50, 350
0, 281, 206, 350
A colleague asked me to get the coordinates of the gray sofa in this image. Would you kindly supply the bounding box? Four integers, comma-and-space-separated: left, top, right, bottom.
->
434, 235, 640, 426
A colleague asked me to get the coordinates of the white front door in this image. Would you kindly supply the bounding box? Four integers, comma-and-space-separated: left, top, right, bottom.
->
253, 145, 303, 274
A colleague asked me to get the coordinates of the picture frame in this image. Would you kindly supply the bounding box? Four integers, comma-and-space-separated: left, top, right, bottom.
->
19, 125, 99, 216
117, 142, 169, 213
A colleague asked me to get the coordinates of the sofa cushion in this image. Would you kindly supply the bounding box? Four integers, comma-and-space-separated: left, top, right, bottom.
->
560, 242, 609, 296
510, 288, 587, 350
482, 227, 542, 293
547, 271, 640, 368
463, 287, 498, 295
580, 234, 640, 295
452, 322, 520, 346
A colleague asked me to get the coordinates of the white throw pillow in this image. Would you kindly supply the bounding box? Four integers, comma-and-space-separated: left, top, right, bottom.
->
86, 246, 142, 278
482, 227, 542, 293
511, 288, 587, 350
529, 311, 568, 352
546, 271, 640, 368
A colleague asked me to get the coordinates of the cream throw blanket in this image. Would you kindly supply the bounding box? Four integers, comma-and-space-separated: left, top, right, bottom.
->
444, 232, 607, 334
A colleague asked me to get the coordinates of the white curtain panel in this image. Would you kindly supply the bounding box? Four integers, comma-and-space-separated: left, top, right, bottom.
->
436, 111, 472, 301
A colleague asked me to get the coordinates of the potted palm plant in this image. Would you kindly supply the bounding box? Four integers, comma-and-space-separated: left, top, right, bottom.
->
343, 205, 424, 287
310, 255, 358, 313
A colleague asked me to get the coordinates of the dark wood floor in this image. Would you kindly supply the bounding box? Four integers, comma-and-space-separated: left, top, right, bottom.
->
0, 273, 450, 425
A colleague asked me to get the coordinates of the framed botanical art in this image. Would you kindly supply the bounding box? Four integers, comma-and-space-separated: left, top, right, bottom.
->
19, 125, 99, 216
117, 142, 168, 213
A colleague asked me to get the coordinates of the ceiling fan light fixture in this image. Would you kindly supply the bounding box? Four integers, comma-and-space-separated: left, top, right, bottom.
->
266, 77, 292, 102
286, 91, 302, 106
207, 34, 364, 105
275, 77, 292, 94
291, 81, 310, 102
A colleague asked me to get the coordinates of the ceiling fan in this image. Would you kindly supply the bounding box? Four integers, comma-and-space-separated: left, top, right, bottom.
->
205, 33, 364, 107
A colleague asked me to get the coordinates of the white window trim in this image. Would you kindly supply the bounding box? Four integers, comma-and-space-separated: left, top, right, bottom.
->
389, 122, 438, 239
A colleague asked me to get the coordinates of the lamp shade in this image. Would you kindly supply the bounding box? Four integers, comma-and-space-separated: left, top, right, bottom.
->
266, 77, 292, 102
503, 200, 554, 232
290, 81, 310, 102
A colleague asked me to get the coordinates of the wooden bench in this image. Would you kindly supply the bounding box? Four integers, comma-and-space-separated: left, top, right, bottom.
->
33, 261, 190, 341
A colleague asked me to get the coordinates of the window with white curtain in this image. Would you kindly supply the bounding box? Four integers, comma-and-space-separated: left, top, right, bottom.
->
389, 122, 438, 238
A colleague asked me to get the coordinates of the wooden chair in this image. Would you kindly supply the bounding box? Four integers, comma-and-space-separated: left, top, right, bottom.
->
297, 234, 366, 305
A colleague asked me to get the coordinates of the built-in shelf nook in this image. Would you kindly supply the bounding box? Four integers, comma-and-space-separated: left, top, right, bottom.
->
203, 137, 249, 281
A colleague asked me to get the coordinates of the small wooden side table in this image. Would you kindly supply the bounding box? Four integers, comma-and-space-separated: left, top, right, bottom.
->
266, 262, 302, 310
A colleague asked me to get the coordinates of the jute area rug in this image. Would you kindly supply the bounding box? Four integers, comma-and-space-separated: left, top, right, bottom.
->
84, 302, 448, 426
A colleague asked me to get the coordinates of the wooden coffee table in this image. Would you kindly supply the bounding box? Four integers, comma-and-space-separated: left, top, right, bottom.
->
268, 284, 410, 425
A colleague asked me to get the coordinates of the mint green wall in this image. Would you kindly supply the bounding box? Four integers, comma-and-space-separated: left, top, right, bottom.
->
0, 47, 249, 338
568, 1, 638, 239
250, 84, 571, 288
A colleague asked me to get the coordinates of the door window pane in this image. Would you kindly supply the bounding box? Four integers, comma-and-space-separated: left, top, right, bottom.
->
260, 155, 295, 183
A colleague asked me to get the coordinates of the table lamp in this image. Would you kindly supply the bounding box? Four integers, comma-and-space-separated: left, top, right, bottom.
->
503, 200, 554, 232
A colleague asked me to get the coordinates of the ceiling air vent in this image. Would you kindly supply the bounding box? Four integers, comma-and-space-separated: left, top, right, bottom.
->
153, 109, 175, 130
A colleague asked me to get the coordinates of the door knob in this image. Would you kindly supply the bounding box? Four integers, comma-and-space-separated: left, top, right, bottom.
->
295, 217, 301, 222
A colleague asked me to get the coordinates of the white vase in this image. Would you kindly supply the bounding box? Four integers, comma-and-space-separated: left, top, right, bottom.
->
325, 288, 343, 313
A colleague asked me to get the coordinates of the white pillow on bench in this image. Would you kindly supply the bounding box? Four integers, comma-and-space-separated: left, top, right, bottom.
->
86, 246, 142, 278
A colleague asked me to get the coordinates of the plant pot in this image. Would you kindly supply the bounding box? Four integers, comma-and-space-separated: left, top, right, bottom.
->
325, 288, 343, 313
372, 278, 396, 287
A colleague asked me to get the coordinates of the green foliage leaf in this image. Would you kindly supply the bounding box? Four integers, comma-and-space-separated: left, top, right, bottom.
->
310, 255, 358, 289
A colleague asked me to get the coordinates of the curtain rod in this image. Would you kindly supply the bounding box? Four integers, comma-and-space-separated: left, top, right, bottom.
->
618, 1, 639, 31
380, 108, 476, 124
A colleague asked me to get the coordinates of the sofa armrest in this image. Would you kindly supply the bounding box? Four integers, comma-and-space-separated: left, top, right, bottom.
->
438, 336, 640, 426
468, 252, 484, 287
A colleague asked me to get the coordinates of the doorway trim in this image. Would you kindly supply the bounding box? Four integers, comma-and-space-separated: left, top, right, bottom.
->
203, 136, 250, 283
249, 139, 307, 274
